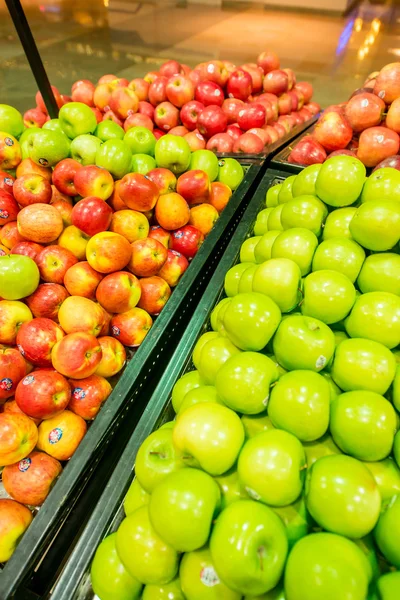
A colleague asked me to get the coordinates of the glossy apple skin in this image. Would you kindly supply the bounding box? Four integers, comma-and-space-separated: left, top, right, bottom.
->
263, 70, 289, 95
195, 81, 224, 107
170, 225, 204, 259
73, 165, 114, 201
0, 413, 38, 467
64, 261, 103, 300
36, 245, 78, 285
314, 111, 353, 152
95, 335, 126, 378
344, 92, 384, 132
357, 253, 400, 295
233, 132, 264, 154
52, 332, 102, 379
86, 232, 132, 274
72, 196, 113, 237
158, 249, 188, 287
305, 454, 381, 539
26, 283, 69, 322
180, 100, 204, 131
301, 269, 356, 325
0, 345, 27, 400
357, 126, 400, 167
0, 300, 33, 345
0, 190, 19, 224
16, 317, 64, 367
15, 369, 71, 420
345, 291, 400, 349
210, 500, 288, 596
0, 498, 33, 563
111, 307, 152, 347
284, 532, 371, 600
68, 374, 112, 420
3, 450, 62, 506
288, 137, 327, 166
374, 62, 400, 104
119, 173, 159, 212
312, 237, 365, 283
52, 158, 82, 196
374, 495, 400, 568
135, 427, 185, 493
197, 106, 228, 139
37, 409, 87, 461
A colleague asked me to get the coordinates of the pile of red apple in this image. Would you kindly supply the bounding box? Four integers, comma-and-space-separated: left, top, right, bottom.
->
89, 155, 400, 600
288, 61, 400, 168
24, 52, 318, 155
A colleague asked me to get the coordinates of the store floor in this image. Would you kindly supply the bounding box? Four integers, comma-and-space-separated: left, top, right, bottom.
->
1, 0, 400, 112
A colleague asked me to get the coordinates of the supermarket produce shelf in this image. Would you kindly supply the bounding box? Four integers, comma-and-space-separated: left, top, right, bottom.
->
50, 167, 288, 600
0, 160, 266, 600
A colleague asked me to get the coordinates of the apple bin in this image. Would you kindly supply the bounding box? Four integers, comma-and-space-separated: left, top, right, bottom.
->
47, 163, 400, 600
0, 159, 267, 599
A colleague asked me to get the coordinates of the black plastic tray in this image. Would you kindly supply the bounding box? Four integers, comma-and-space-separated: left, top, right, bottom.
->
0, 161, 267, 600
271, 123, 317, 174
50, 168, 290, 600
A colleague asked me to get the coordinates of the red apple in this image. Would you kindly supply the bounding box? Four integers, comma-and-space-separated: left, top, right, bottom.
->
36, 86, 63, 113
138, 100, 155, 121
263, 70, 289, 95
237, 103, 266, 130
13, 174, 52, 207
195, 81, 224, 107
222, 98, 244, 124
71, 79, 95, 106
144, 71, 160, 85
137, 276, 171, 315
357, 125, 400, 167
226, 70, 253, 101
23, 108, 47, 129
147, 168, 177, 195
149, 76, 168, 106
328, 149, 357, 158
72, 197, 113, 237
197, 105, 228, 138
345, 92, 385, 132
110, 307, 152, 347
154, 101, 180, 132
124, 113, 153, 132
51, 199, 73, 228
36, 245, 78, 284
177, 170, 210, 205
98, 74, 117, 84
64, 261, 103, 299
291, 89, 305, 110
157, 249, 189, 287
180, 100, 204, 130
184, 130, 206, 151
26, 283, 69, 321
257, 92, 279, 121
16, 318, 64, 367
314, 111, 353, 151
74, 166, 114, 201
119, 173, 159, 212
306, 101, 321, 115
90, 107, 103, 123
11, 241, 43, 261
287, 90, 300, 112
128, 78, 149, 102
96, 271, 141, 313
233, 132, 264, 154
283, 68, 296, 90
257, 51, 280, 74
102, 110, 123, 127
374, 62, 400, 104
386, 97, 400, 133
0, 346, 27, 400
298, 107, 313, 121
0, 191, 19, 224
170, 224, 204, 259
148, 226, 171, 248
263, 125, 279, 144
295, 81, 313, 103
0, 171, 14, 196
226, 124, 243, 141
240, 64, 264, 93
166, 75, 194, 108
68, 374, 112, 420
153, 129, 165, 140
109, 87, 139, 120
288, 136, 327, 165
160, 60, 183, 78
15, 369, 71, 419
247, 128, 270, 146
206, 133, 233, 153
128, 238, 168, 277
203, 61, 229, 87
169, 126, 189, 137
373, 155, 400, 171
52, 159, 83, 197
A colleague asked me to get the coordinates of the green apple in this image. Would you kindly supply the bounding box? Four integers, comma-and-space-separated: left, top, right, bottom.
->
292, 164, 322, 197
245, 584, 285, 599
142, 577, 185, 600
210, 500, 288, 596
278, 175, 296, 204
91, 533, 142, 600
149, 468, 220, 552
216, 352, 279, 414
316, 155, 366, 206
70, 133, 102, 165
172, 402, 244, 475
301, 269, 356, 324
196, 335, 241, 385
321, 371, 342, 402
217, 157, 244, 190
95, 120, 125, 142
312, 238, 365, 283
273, 314, 335, 372
28, 129, 70, 167
361, 167, 400, 204
266, 183, 282, 208
254, 231, 282, 263
124, 478, 150, 516
131, 153, 157, 175
96, 139, 132, 179
374, 495, 400, 568
193, 332, 220, 369
178, 385, 222, 415
267, 204, 284, 231
303, 433, 342, 467
210, 298, 231, 332
190, 149, 219, 181
238, 264, 258, 293
224, 263, 253, 296
376, 572, 400, 600
254, 209, 273, 236
357, 253, 400, 295
272, 496, 312, 549
19, 126, 41, 158
330, 390, 397, 461
364, 458, 400, 503
354, 534, 381, 584
42, 118, 64, 133
214, 467, 249, 510
180, 545, 241, 600
0, 254, 40, 300
252, 258, 302, 313
155, 134, 191, 175
135, 427, 185, 493
333, 330, 349, 346
116, 506, 179, 584
322, 207, 357, 240
124, 126, 156, 155
171, 370, 204, 413
0, 104, 24, 138
281, 195, 328, 237
390, 363, 400, 411
271, 228, 318, 276
238, 429, 306, 506
305, 454, 381, 538
284, 532, 371, 600
345, 291, 400, 349
240, 236, 262, 263
349, 200, 400, 251
241, 411, 276, 439
331, 337, 396, 394
59, 102, 97, 138
268, 370, 330, 441
222, 292, 281, 351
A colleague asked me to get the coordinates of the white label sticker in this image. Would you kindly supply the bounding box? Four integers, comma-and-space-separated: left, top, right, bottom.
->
200, 566, 220, 587
262, 394, 269, 406
245, 487, 262, 501
315, 355, 327, 369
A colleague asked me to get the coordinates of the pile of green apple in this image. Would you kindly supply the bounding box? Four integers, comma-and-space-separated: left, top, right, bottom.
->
90, 155, 400, 600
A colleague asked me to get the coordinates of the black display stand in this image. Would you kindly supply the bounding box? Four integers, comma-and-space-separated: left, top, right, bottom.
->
5, 0, 59, 118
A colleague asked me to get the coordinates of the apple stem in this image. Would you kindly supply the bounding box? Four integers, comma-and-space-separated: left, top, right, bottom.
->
257, 546, 265, 571
149, 451, 166, 458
